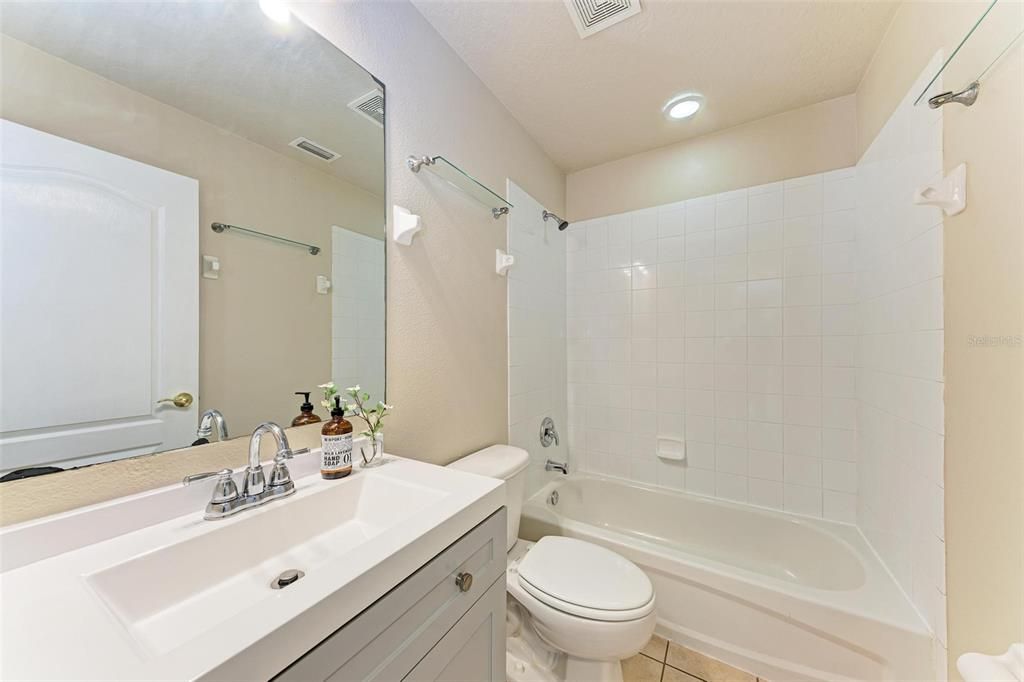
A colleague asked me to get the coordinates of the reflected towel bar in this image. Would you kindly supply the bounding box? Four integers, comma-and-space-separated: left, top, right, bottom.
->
210, 222, 320, 255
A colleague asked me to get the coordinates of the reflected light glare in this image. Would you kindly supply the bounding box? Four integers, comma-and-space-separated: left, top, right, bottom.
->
259, 0, 291, 24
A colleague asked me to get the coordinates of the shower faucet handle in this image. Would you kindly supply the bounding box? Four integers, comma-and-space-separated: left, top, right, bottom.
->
540, 417, 560, 447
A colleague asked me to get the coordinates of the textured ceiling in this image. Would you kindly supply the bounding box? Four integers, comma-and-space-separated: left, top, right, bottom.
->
0, 2, 384, 196
412, 0, 898, 171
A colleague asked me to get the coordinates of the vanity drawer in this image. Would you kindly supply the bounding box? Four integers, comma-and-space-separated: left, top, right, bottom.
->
275, 508, 506, 682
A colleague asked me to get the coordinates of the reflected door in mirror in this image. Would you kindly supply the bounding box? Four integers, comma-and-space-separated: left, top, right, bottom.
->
0, 120, 199, 474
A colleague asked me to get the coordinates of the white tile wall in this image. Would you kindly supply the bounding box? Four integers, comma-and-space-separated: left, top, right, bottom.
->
508, 182, 569, 496
331, 226, 385, 403
856, 53, 947, 652
567, 170, 860, 519
516, 54, 948, 663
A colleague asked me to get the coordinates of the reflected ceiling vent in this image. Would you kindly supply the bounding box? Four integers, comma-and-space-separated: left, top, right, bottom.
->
348, 89, 385, 128
289, 137, 341, 163
563, 0, 642, 38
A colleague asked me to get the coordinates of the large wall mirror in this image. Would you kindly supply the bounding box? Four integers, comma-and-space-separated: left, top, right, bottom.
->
0, 3, 386, 479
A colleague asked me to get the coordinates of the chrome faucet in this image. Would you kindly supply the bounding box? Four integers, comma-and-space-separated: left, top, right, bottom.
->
183, 421, 308, 520
545, 459, 569, 475
194, 408, 229, 444
539, 417, 560, 447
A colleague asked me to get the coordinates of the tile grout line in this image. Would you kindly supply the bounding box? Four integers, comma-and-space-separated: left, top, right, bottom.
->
640, 651, 715, 682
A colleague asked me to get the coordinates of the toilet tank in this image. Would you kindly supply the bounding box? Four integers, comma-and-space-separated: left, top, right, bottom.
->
447, 445, 529, 551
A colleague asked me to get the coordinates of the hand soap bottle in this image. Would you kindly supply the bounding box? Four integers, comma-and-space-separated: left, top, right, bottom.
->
320, 396, 353, 479
291, 392, 322, 427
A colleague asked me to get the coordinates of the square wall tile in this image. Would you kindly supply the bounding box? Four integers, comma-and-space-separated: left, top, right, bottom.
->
686, 231, 716, 259
748, 279, 782, 308
716, 196, 748, 229
784, 175, 823, 218
749, 220, 783, 252
562, 166, 890, 528
685, 197, 715, 233
748, 249, 783, 280
748, 478, 784, 509
784, 484, 823, 517
749, 191, 783, 224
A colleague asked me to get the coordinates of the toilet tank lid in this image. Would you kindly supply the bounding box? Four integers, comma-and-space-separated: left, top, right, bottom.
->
448, 445, 529, 480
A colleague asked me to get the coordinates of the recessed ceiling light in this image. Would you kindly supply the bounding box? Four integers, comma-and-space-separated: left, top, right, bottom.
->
259, 0, 291, 24
664, 93, 704, 120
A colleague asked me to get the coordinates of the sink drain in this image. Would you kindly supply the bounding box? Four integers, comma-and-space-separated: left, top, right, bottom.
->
271, 569, 305, 589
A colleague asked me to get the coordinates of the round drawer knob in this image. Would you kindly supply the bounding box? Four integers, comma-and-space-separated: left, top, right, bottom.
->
455, 572, 473, 592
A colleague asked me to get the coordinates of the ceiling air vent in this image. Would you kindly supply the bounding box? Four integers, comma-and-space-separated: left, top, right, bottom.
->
348, 89, 385, 128
289, 137, 341, 163
563, 0, 642, 38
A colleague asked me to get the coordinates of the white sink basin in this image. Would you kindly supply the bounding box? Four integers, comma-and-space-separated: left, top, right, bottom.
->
0, 452, 504, 681
87, 473, 445, 655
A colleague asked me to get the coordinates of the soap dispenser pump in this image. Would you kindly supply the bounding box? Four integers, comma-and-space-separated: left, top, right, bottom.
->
291, 391, 322, 427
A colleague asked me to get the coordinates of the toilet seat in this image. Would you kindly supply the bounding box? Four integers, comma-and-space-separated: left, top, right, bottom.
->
516, 536, 655, 623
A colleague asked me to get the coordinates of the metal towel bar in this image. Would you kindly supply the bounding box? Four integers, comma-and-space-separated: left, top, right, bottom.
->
210, 222, 320, 255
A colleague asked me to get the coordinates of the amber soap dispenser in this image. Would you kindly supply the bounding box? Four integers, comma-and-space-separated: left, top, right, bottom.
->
320, 396, 353, 479
291, 391, 322, 427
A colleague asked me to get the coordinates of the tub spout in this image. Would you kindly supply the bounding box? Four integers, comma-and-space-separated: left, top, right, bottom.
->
545, 459, 568, 475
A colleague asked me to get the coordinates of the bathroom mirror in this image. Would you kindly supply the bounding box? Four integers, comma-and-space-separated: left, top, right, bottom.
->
0, 2, 386, 478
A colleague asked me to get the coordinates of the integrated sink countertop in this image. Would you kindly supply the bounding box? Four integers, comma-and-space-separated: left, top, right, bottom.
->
0, 452, 504, 681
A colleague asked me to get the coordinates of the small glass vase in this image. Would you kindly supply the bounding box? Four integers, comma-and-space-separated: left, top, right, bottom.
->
360, 433, 385, 468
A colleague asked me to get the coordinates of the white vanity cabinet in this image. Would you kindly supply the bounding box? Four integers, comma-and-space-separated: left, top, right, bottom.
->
274, 509, 507, 681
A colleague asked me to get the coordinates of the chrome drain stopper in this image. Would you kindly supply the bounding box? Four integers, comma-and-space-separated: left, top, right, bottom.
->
271, 569, 305, 589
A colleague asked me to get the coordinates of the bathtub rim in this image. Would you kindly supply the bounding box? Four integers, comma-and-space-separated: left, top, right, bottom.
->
521, 473, 931, 638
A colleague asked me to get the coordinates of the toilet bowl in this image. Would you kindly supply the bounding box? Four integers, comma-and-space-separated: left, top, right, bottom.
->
448, 445, 656, 682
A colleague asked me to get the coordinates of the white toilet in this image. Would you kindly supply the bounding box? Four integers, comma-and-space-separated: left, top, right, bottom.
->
448, 445, 656, 682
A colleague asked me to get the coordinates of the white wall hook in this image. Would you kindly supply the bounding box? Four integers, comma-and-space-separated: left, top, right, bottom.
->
495, 249, 515, 276
202, 255, 220, 280
392, 205, 422, 245
914, 163, 967, 216
957, 643, 1023, 682
315, 275, 331, 294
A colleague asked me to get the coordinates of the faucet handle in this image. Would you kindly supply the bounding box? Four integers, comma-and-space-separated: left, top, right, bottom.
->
275, 447, 309, 462
183, 468, 231, 485
183, 468, 239, 504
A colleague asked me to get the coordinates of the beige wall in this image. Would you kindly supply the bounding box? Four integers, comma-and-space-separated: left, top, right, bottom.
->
0, 423, 327, 526
858, 2, 1024, 677
0, 0, 564, 524
0, 34, 385, 436
565, 95, 857, 221
290, 1, 566, 463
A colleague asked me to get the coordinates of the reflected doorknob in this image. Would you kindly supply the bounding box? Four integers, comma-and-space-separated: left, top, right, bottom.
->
158, 392, 194, 408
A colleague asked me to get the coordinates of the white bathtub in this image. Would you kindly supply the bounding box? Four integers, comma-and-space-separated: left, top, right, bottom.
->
519, 475, 934, 682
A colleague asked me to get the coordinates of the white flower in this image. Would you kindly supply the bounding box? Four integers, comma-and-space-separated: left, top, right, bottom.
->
320, 400, 331, 409
318, 382, 335, 390
346, 385, 361, 393
377, 402, 393, 410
